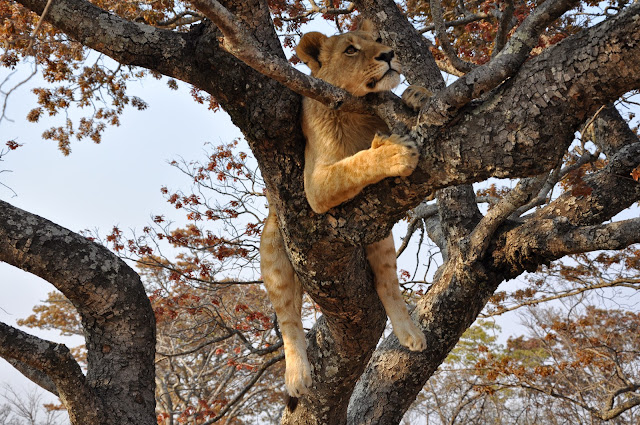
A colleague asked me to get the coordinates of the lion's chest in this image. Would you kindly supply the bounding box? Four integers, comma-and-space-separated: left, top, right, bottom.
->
304, 101, 389, 163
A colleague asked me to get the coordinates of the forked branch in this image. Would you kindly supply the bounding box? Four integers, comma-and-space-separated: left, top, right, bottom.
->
189, 0, 388, 115
418, 0, 581, 126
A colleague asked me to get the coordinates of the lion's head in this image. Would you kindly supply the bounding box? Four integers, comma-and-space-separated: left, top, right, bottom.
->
296, 21, 401, 97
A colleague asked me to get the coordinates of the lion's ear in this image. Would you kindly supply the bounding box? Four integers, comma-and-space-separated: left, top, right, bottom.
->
296, 32, 327, 74
358, 19, 375, 33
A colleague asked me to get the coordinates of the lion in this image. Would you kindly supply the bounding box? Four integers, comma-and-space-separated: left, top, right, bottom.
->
260, 21, 431, 397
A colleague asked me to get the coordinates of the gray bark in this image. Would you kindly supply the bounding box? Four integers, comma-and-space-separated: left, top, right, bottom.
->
3, 0, 640, 424
0, 200, 156, 425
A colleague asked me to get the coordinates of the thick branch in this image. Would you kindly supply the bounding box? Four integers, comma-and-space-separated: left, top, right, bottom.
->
4, 358, 59, 396
586, 103, 640, 157
16, 0, 195, 80
0, 200, 156, 425
0, 322, 104, 422
418, 0, 581, 126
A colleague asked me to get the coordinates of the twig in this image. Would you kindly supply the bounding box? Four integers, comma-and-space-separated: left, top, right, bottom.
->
420, 12, 490, 33
26, 0, 55, 53
430, 0, 477, 74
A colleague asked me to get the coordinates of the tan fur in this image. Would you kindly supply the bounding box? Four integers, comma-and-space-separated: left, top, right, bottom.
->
260, 23, 428, 397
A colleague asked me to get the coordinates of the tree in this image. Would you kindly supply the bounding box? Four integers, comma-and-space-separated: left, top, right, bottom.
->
1, 0, 639, 424
402, 305, 640, 425
0, 385, 66, 425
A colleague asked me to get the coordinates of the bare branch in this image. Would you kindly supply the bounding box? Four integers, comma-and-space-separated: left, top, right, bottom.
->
25, 0, 55, 53
420, 12, 491, 33
397, 202, 438, 257
467, 175, 547, 263
155, 11, 204, 28
418, 0, 581, 126
492, 0, 515, 57
430, 0, 477, 73
201, 354, 284, 425
482, 277, 640, 317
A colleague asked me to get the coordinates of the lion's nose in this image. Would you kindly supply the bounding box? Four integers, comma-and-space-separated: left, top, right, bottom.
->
375, 50, 395, 64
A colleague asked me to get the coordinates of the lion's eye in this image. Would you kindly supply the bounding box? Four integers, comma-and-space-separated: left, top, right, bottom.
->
344, 45, 358, 55
376, 37, 383, 43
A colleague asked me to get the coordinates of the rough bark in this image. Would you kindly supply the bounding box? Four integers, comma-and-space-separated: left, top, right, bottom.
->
0, 200, 156, 425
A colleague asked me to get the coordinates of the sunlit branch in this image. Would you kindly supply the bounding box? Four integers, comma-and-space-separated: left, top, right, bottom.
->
281, 1, 355, 22
188, 0, 387, 115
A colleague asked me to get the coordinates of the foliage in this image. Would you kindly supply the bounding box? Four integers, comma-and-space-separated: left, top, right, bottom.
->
405, 306, 640, 424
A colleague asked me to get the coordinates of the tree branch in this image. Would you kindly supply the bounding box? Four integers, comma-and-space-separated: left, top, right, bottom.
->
430, 0, 477, 73
420, 13, 491, 33
481, 277, 640, 317
466, 175, 547, 263
16, 0, 195, 78
4, 357, 58, 397
0, 321, 104, 422
542, 218, 640, 257
417, 0, 581, 126
492, 0, 515, 56
0, 200, 156, 424
188, 0, 398, 116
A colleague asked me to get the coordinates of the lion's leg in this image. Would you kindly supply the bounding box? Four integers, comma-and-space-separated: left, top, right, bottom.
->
366, 234, 427, 351
260, 209, 312, 397
305, 133, 419, 213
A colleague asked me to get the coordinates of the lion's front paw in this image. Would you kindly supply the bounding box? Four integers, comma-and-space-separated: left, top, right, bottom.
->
372, 133, 419, 177
394, 320, 427, 352
402, 85, 433, 111
285, 358, 312, 397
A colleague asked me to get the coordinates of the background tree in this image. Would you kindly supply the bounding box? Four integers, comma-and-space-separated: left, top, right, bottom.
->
1, 0, 639, 425
0, 385, 65, 425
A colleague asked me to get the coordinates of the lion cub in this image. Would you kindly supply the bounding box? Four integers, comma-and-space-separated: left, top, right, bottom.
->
260, 21, 429, 397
